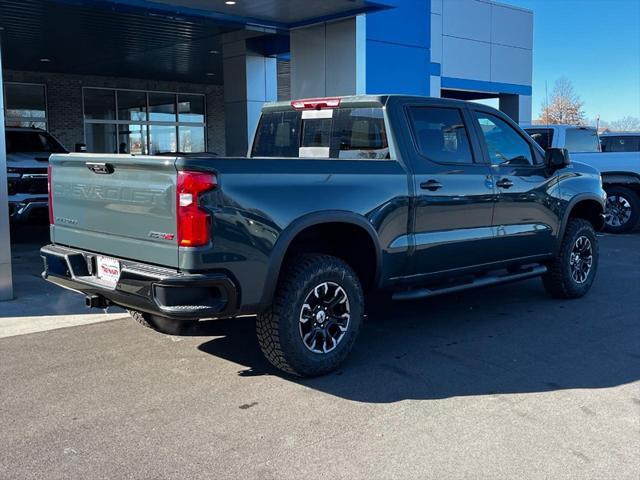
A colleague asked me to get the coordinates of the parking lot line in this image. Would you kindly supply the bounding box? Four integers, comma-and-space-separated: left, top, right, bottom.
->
0, 313, 127, 339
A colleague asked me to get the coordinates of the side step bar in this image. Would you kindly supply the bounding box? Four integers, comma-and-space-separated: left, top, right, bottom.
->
392, 265, 548, 301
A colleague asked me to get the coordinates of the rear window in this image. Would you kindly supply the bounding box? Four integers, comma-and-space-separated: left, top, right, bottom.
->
525, 128, 554, 150
6, 130, 67, 154
564, 128, 599, 152
601, 136, 640, 152
251, 107, 390, 159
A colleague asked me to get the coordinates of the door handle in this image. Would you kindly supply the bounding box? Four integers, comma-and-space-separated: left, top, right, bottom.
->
496, 178, 514, 189
420, 180, 443, 191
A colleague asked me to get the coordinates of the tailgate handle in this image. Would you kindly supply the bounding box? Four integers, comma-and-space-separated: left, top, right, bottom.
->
86, 162, 114, 174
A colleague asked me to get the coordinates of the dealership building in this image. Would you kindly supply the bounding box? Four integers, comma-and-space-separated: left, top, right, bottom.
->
0, 0, 533, 299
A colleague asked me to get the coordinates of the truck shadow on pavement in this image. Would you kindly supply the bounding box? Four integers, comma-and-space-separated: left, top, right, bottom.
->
198, 274, 640, 403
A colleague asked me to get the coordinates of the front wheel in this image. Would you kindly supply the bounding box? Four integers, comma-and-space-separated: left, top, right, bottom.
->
542, 218, 599, 299
604, 186, 639, 233
256, 254, 364, 377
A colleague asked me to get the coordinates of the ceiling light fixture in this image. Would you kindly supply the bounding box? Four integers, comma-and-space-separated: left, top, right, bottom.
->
225, 1, 236, 5
208, 50, 220, 54
206, 72, 215, 76
39, 58, 51, 62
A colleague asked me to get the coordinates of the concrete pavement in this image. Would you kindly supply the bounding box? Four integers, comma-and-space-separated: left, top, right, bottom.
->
1, 225, 639, 479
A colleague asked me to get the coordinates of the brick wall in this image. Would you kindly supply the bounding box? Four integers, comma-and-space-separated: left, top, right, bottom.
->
3, 70, 226, 155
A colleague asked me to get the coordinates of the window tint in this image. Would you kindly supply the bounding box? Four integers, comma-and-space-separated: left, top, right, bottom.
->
409, 107, 473, 164
148, 92, 176, 122
252, 111, 300, 157
117, 90, 147, 122
564, 128, 599, 152
4, 83, 47, 129
251, 107, 389, 159
525, 128, 554, 150
601, 136, 640, 152
334, 108, 389, 159
6, 131, 66, 154
475, 112, 533, 166
84, 88, 115, 120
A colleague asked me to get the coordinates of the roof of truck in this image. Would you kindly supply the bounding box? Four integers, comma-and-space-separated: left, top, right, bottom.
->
600, 132, 640, 137
522, 124, 597, 131
262, 95, 473, 112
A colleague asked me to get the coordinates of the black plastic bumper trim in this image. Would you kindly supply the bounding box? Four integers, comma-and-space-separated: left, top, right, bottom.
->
41, 244, 239, 320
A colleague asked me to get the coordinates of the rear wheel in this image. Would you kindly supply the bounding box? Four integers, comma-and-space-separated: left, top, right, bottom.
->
604, 186, 639, 233
256, 254, 364, 377
542, 218, 598, 299
128, 309, 199, 335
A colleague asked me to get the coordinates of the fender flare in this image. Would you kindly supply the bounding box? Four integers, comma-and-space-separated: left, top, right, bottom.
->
259, 211, 383, 306
555, 193, 606, 253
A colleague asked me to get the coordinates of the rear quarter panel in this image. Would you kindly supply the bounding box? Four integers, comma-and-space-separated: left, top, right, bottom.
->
177, 157, 410, 309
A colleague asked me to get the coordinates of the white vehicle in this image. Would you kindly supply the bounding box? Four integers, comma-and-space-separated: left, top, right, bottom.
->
524, 125, 640, 233
523, 124, 600, 152
5, 127, 67, 222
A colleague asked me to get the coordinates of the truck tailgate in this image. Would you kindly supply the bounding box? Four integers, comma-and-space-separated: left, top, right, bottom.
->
49, 154, 179, 267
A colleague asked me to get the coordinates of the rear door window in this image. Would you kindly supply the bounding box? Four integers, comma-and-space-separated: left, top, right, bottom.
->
251, 107, 390, 159
564, 128, 600, 152
525, 128, 554, 150
408, 107, 474, 164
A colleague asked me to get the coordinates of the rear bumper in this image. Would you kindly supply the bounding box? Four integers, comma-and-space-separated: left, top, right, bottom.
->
41, 244, 239, 320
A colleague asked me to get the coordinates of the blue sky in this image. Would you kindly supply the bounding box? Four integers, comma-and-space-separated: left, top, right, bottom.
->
503, 0, 640, 122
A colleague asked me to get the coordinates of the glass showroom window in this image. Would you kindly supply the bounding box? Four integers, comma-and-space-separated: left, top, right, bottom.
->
83, 88, 206, 154
3, 83, 48, 130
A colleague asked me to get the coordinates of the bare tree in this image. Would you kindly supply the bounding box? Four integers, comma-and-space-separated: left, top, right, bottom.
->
539, 77, 586, 125
609, 116, 640, 132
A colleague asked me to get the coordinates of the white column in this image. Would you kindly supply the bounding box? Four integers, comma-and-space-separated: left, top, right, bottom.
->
290, 17, 362, 99
223, 33, 277, 156
0, 38, 14, 300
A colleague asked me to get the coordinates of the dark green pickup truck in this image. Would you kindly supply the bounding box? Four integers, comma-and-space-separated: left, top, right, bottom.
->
42, 95, 606, 376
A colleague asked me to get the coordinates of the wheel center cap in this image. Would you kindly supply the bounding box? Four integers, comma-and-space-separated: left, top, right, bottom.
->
316, 310, 326, 324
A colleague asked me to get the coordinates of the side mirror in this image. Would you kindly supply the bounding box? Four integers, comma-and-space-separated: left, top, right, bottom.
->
545, 147, 571, 170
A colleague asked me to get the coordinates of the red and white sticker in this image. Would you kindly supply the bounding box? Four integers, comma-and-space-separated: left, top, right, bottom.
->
96, 256, 121, 288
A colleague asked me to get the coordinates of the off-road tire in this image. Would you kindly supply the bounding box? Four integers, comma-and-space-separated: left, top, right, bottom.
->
542, 218, 598, 299
256, 254, 364, 377
128, 309, 199, 336
603, 186, 640, 234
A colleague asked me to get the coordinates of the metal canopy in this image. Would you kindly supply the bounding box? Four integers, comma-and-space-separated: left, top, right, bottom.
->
0, 0, 388, 84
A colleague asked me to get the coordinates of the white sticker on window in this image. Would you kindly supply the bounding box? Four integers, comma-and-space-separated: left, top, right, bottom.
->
301, 109, 334, 120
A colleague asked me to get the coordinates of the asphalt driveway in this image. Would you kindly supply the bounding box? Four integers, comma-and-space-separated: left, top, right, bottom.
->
1, 226, 639, 479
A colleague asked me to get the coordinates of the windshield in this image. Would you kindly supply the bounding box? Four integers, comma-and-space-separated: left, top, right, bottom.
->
6, 130, 67, 154
251, 107, 390, 159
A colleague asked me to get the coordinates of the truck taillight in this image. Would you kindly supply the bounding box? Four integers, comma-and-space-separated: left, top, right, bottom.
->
177, 171, 217, 247
47, 164, 54, 224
